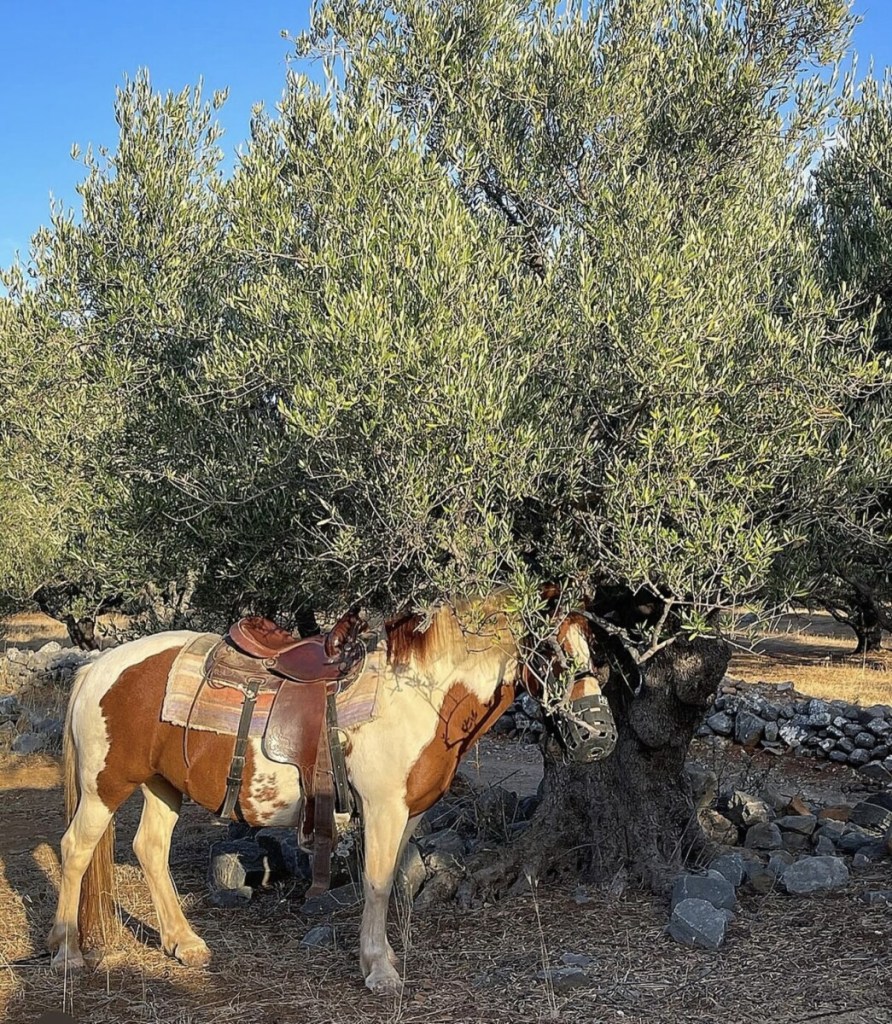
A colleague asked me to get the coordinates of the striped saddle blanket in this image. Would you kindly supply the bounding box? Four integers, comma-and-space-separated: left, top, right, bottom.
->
161, 633, 381, 736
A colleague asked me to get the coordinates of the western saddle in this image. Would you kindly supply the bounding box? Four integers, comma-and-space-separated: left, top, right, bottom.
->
210, 609, 365, 898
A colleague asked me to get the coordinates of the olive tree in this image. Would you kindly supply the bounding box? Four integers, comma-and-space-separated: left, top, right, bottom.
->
800, 75, 892, 654
5, 3, 885, 884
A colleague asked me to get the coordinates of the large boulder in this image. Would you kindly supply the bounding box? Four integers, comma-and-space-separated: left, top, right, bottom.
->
781, 856, 849, 895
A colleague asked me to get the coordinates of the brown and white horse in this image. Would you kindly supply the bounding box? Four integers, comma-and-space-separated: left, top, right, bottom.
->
48, 596, 613, 994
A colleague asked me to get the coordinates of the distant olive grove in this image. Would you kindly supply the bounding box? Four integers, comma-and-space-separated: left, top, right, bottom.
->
1, 0, 889, 883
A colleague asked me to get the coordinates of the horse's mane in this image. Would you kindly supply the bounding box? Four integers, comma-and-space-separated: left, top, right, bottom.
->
384, 592, 518, 670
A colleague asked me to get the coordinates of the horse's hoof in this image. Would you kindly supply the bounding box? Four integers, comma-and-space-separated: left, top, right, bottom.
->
51, 949, 86, 972
172, 939, 211, 968
365, 965, 402, 996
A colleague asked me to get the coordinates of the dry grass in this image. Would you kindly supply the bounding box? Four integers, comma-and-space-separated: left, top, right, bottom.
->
728, 610, 891, 706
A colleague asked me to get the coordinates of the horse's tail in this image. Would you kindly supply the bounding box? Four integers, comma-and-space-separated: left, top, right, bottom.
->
64, 662, 116, 948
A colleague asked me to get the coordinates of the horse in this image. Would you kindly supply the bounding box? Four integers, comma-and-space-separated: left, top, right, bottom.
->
47, 595, 616, 994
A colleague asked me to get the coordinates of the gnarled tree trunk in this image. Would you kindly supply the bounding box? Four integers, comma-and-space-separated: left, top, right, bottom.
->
478, 635, 730, 895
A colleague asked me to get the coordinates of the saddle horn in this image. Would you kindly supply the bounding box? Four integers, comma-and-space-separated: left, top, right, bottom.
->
324, 606, 364, 657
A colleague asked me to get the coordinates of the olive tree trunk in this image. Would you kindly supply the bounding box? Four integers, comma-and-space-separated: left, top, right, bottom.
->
476, 636, 730, 895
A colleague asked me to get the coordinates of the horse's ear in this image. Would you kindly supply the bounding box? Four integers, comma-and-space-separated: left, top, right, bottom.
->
325, 606, 364, 656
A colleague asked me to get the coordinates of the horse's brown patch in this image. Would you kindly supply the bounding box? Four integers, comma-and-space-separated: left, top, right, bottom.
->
404, 681, 516, 816
96, 649, 291, 826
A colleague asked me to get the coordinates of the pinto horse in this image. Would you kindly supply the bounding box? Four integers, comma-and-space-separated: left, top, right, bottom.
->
48, 596, 615, 994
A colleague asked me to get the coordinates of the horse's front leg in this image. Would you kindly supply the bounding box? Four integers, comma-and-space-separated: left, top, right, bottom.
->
359, 799, 411, 995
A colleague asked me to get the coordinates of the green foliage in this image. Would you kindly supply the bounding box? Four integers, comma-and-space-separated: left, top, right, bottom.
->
793, 75, 892, 647
1, 4, 887, 654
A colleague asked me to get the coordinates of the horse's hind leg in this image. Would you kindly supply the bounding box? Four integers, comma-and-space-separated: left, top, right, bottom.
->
133, 777, 210, 967
359, 798, 410, 995
47, 791, 115, 969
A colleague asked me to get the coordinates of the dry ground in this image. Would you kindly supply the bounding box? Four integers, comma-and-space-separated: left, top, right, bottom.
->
0, 612, 891, 1023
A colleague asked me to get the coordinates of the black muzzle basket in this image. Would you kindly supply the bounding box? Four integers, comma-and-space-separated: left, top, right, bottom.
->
552, 693, 617, 763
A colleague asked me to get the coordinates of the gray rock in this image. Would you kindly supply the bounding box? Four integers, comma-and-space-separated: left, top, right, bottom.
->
809, 713, 833, 729
763, 721, 779, 743
808, 698, 832, 717
861, 706, 890, 725
671, 874, 736, 911
866, 718, 892, 739
849, 800, 892, 835
858, 760, 892, 784
843, 704, 861, 721
768, 851, 795, 877
419, 829, 466, 859
11, 732, 48, 755
744, 822, 783, 851
208, 886, 253, 907
561, 951, 595, 968
537, 967, 589, 992
744, 860, 780, 894
300, 924, 336, 948
837, 826, 877, 855
854, 731, 877, 749
303, 882, 363, 916
852, 841, 888, 864
782, 832, 812, 854
775, 815, 817, 835
668, 898, 731, 950
706, 712, 734, 736
28, 712, 63, 738
208, 839, 270, 892
848, 749, 871, 767
814, 836, 837, 856
0, 694, 20, 719
395, 842, 427, 903
835, 738, 856, 755
861, 890, 892, 906
781, 856, 849, 895
829, 751, 849, 763
779, 723, 808, 747
844, 723, 862, 738
735, 711, 766, 747
710, 852, 747, 887
815, 820, 846, 840
38, 641, 63, 655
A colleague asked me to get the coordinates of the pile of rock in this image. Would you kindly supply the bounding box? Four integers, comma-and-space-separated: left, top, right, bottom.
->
0, 642, 97, 754
208, 782, 529, 910
669, 787, 892, 949
698, 682, 892, 783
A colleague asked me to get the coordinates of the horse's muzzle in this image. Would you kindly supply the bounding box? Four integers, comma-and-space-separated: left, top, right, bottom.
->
554, 693, 617, 764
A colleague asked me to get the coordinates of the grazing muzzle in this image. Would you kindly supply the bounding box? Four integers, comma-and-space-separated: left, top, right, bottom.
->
551, 693, 617, 764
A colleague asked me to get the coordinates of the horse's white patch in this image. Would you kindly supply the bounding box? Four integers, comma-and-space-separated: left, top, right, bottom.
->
245, 738, 303, 827
70, 631, 200, 796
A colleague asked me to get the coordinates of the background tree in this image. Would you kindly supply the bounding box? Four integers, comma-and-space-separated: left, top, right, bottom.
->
798, 74, 892, 654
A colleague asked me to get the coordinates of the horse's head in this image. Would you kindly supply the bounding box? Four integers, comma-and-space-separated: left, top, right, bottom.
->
523, 612, 617, 765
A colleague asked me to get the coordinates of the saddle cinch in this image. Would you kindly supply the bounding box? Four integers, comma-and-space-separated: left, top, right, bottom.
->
208, 609, 365, 898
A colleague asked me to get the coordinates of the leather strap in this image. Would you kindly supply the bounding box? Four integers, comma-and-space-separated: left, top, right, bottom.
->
305, 726, 335, 899
328, 692, 353, 816
218, 676, 262, 820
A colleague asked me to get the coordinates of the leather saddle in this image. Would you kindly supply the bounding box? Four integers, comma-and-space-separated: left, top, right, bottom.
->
228, 613, 362, 684
206, 608, 365, 898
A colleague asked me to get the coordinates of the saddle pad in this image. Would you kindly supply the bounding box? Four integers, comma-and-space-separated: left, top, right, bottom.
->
161, 633, 381, 735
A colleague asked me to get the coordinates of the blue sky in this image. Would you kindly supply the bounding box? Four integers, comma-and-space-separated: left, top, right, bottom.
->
0, 1, 890, 270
